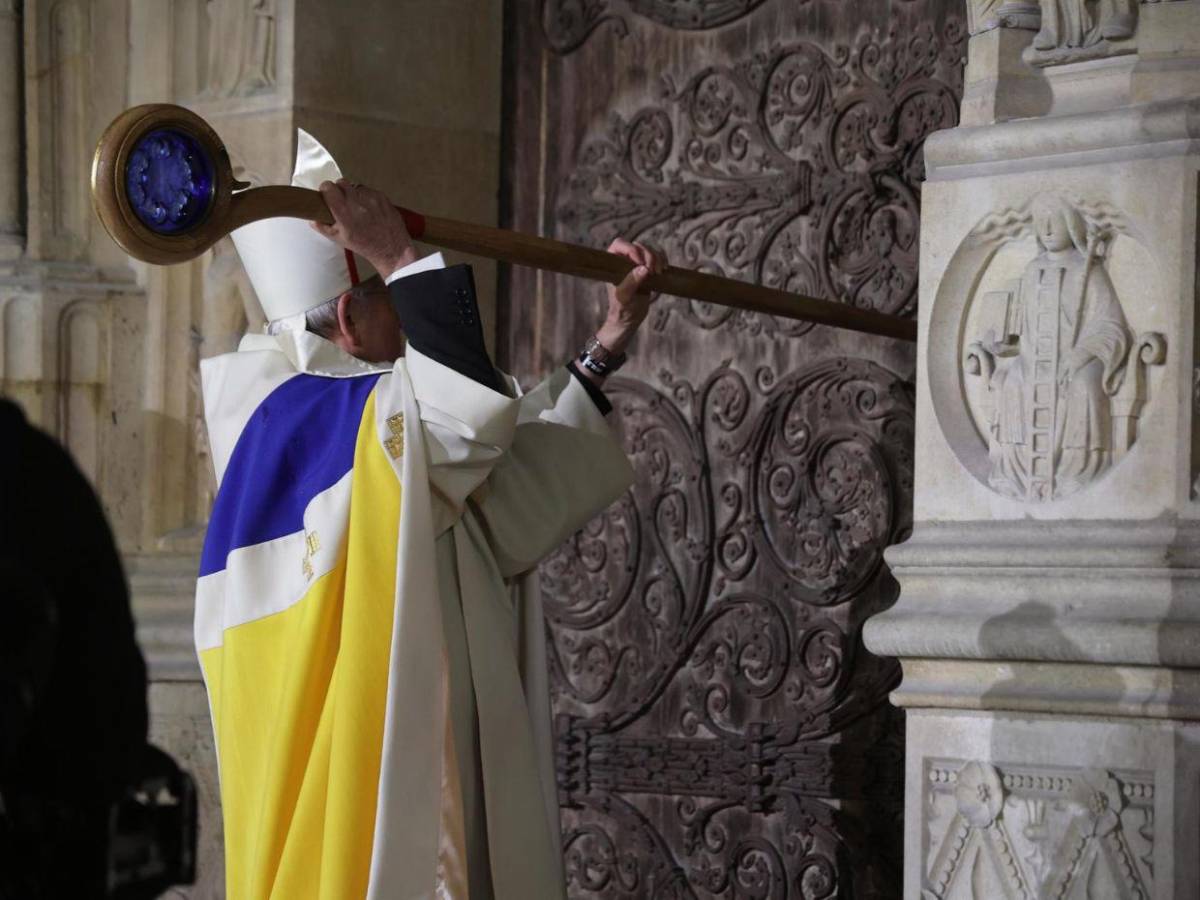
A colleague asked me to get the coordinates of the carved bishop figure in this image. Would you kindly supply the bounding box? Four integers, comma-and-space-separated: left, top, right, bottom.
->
983, 195, 1132, 500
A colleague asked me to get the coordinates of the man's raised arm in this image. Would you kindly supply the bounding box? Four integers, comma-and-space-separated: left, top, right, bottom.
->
466, 238, 666, 576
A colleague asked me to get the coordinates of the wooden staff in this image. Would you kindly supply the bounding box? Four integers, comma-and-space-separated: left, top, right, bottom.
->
92, 104, 916, 343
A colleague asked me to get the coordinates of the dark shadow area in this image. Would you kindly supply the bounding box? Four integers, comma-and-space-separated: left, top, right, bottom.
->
0, 399, 196, 899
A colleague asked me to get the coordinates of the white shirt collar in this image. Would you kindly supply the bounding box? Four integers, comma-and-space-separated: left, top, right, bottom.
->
384, 251, 446, 284
237, 329, 393, 378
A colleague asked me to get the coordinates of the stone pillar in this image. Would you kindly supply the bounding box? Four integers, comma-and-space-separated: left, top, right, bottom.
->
0, 0, 22, 260
863, 1, 1200, 897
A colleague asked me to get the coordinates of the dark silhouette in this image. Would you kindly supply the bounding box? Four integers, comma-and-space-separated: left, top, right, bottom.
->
0, 399, 195, 899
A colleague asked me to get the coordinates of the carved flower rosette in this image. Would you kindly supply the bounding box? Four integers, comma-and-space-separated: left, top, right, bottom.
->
954, 760, 1004, 828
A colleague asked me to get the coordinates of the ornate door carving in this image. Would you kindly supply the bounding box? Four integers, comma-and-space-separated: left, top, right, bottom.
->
499, 3, 964, 895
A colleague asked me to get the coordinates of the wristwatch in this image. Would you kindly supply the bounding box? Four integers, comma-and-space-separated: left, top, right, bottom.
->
579, 335, 627, 376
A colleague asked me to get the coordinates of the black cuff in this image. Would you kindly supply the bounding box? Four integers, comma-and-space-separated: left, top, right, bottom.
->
388, 264, 505, 394
567, 360, 613, 416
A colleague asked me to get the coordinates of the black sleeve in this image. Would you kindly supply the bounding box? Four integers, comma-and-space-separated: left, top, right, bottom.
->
388, 264, 506, 395
389, 264, 614, 416
566, 360, 613, 415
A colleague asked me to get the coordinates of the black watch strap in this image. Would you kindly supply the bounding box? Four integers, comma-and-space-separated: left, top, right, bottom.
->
579, 335, 626, 376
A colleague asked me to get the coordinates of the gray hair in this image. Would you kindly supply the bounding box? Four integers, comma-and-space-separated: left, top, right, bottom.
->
266, 280, 377, 340
300, 295, 343, 339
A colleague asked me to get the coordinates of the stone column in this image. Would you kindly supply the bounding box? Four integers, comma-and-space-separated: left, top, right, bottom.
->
0, 0, 22, 260
864, 1, 1200, 897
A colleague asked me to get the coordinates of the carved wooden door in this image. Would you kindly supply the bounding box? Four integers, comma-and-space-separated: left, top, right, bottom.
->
498, 3, 964, 896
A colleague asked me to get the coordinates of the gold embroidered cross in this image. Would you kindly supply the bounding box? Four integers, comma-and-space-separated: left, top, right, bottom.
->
302, 530, 320, 581
384, 413, 405, 460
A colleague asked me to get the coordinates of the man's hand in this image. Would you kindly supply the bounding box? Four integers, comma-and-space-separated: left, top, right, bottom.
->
595, 238, 666, 357
310, 179, 418, 277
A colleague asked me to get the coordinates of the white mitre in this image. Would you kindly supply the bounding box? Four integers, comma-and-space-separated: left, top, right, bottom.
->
230, 130, 375, 324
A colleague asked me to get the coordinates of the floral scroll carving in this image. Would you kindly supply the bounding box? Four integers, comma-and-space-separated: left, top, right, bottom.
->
925, 760, 1153, 899
749, 360, 914, 603
556, 18, 965, 334
545, 358, 915, 895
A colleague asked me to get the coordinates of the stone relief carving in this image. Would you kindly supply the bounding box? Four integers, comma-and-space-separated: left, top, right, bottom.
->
558, 19, 964, 335
1021, 0, 1185, 66
201, 0, 276, 98
1029, 0, 1131, 64
967, 0, 1187, 61
925, 759, 1153, 899
959, 194, 1165, 502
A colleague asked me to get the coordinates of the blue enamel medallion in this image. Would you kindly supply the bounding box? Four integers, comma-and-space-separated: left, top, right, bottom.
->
124, 128, 215, 234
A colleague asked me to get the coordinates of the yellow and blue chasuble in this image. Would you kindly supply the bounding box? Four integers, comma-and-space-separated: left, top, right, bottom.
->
194, 347, 477, 900
198, 372, 400, 898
